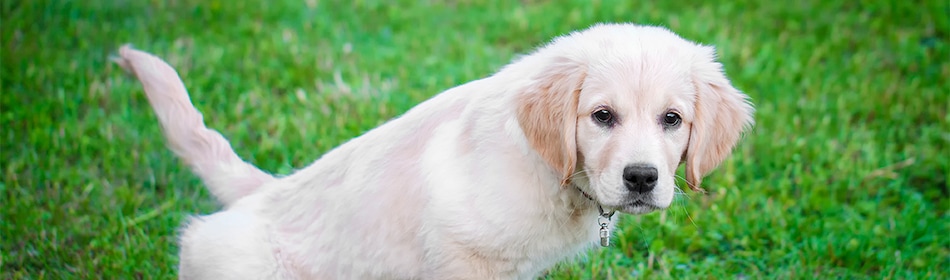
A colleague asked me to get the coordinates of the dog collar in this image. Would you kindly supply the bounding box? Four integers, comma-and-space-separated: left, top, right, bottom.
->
575, 187, 616, 247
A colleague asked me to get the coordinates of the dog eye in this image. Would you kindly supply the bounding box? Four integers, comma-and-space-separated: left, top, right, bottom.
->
592, 109, 614, 126
662, 112, 682, 128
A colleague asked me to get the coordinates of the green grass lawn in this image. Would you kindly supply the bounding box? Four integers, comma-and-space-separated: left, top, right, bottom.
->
2, 0, 947, 278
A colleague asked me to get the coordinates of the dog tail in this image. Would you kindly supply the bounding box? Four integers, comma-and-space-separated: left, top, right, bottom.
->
115, 45, 274, 206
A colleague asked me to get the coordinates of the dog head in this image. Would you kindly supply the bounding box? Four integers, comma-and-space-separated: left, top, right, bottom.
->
517, 24, 754, 214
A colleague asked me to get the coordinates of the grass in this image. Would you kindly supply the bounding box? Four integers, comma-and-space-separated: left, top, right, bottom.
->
2, 0, 947, 278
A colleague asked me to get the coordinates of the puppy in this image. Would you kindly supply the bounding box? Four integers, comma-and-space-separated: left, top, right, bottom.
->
117, 23, 754, 279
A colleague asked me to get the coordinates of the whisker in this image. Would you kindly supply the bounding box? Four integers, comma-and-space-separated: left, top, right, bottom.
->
673, 175, 698, 227
674, 173, 706, 193
568, 170, 588, 180
673, 175, 692, 200
679, 202, 698, 227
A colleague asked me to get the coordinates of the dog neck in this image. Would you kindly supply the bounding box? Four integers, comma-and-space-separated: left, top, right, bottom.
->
571, 184, 616, 247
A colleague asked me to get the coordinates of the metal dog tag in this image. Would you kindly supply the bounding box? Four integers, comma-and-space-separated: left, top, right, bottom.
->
599, 222, 610, 247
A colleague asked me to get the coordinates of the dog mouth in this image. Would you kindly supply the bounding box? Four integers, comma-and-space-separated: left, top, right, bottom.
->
619, 199, 662, 215
577, 186, 664, 215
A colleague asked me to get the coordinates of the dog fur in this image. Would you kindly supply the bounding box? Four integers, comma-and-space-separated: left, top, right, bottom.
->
116, 23, 754, 279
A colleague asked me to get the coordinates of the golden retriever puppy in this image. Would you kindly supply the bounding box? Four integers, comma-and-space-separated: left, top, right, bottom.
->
116, 23, 753, 279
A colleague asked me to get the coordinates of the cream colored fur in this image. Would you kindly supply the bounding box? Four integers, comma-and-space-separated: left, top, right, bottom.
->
116, 23, 754, 279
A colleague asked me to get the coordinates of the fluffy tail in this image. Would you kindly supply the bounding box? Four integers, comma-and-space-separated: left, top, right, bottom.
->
115, 45, 274, 206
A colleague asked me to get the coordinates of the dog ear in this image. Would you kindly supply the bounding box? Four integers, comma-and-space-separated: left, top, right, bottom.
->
685, 46, 755, 192
517, 57, 586, 186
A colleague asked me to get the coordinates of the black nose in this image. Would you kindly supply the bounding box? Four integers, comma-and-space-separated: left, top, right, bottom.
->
623, 164, 658, 194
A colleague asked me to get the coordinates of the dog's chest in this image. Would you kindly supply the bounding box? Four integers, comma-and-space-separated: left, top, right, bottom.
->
431, 203, 602, 278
